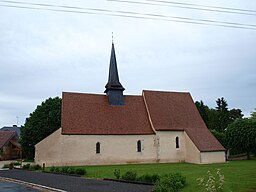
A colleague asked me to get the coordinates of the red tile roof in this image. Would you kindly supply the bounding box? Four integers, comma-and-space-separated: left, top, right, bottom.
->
61, 90, 225, 152
0, 131, 16, 148
61, 92, 154, 135
143, 90, 225, 151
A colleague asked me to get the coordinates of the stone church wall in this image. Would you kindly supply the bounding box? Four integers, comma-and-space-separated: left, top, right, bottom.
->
155, 131, 185, 163
35, 128, 225, 166
184, 132, 226, 164
35, 128, 158, 166
200, 151, 226, 164
184, 131, 201, 163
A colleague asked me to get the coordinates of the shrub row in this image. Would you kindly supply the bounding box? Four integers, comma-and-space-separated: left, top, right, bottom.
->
2, 162, 41, 170
114, 169, 159, 183
114, 169, 186, 191
49, 166, 87, 176
2, 162, 21, 169
22, 164, 42, 170
138, 173, 160, 184
2, 164, 11, 169
120, 170, 160, 184
16, 163, 86, 176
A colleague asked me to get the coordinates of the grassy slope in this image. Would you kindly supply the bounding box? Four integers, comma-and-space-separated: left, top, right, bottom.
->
49, 160, 256, 192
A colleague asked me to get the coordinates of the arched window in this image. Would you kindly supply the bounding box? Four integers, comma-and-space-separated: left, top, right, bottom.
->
176, 137, 180, 149
137, 140, 142, 152
96, 142, 100, 154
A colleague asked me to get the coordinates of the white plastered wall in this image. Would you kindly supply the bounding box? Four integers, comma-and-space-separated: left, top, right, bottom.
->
35, 128, 158, 166
184, 132, 225, 164
155, 131, 185, 163
200, 151, 226, 164
35, 128, 226, 166
184, 131, 201, 163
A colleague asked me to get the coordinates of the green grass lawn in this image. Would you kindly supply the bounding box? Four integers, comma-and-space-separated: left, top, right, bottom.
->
47, 160, 256, 192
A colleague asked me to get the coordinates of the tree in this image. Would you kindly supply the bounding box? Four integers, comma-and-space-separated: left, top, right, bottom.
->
250, 109, 256, 121
207, 108, 219, 131
20, 97, 62, 159
195, 100, 210, 127
216, 97, 228, 112
210, 129, 226, 147
215, 97, 230, 132
229, 108, 244, 121
225, 118, 256, 159
195, 99, 243, 132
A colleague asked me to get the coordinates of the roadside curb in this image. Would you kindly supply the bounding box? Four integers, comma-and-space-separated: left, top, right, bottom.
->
42, 171, 82, 177
0, 176, 67, 192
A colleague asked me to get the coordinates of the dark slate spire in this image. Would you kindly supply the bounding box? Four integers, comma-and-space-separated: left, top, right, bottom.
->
104, 43, 125, 105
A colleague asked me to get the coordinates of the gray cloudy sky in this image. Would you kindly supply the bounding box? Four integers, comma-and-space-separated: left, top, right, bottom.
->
0, 0, 256, 127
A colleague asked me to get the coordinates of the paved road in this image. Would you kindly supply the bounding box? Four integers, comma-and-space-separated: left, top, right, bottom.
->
0, 170, 153, 192
0, 180, 40, 192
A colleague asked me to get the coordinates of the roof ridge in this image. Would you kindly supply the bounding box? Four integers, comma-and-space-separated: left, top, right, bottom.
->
143, 90, 190, 94
62, 92, 106, 96
62, 92, 144, 97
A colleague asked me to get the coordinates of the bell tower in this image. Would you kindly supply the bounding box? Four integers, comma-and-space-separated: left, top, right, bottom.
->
104, 43, 125, 105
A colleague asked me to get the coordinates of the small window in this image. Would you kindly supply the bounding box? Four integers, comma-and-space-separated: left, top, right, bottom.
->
176, 137, 180, 148
137, 140, 142, 152
96, 142, 100, 154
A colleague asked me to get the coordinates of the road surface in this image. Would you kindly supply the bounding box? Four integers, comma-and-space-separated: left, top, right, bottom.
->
0, 169, 153, 192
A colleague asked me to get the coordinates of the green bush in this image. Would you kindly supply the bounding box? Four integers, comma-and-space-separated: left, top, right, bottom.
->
121, 170, 137, 181
211, 130, 226, 147
153, 173, 186, 192
75, 168, 87, 175
30, 164, 42, 170
2, 164, 9, 168
138, 173, 160, 184
54, 167, 60, 172
114, 169, 121, 179
117, 170, 160, 183
8, 163, 14, 169
2, 162, 21, 169
13, 162, 21, 166
49, 166, 86, 175
67, 167, 75, 174
50, 166, 55, 172
61, 166, 69, 173
22, 164, 30, 169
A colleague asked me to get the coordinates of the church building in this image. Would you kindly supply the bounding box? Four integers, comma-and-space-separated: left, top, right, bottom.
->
35, 43, 225, 166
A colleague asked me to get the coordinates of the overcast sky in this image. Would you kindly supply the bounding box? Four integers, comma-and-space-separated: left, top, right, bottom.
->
0, 0, 255, 127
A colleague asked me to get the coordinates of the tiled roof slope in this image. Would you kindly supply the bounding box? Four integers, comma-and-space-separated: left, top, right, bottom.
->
61, 92, 154, 135
0, 131, 16, 148
143, 90, 225, 152
61, 90, 224, 152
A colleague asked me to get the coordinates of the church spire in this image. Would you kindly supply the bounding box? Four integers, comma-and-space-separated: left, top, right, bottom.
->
104, 43, 125, 106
